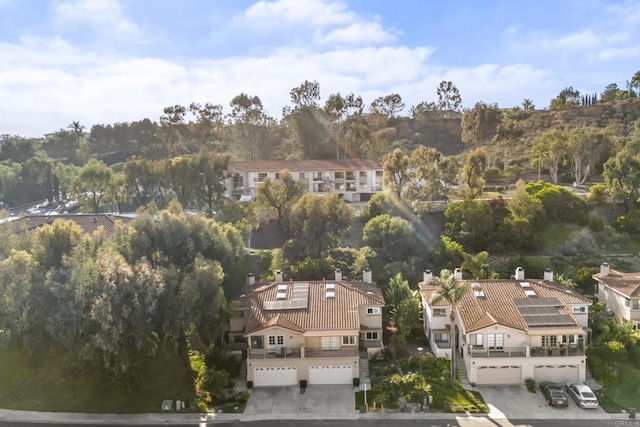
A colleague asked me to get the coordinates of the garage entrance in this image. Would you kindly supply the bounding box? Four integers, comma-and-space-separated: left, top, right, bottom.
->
534, 365, 580, 383
253, 366, 298, 386
308, 365, 353, 385
476, 365, 522, 385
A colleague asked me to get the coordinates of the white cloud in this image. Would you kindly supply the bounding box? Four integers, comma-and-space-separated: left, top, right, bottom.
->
52, 0, 142, 37
606, 1, 640, 24
596, 45, 640, 61
315, 22, 396, 45
233, 0, 355, 29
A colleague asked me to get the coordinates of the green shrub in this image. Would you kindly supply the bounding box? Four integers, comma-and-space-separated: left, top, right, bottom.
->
300, 380, 307, 388
484, 167, 503, 182
587, 183, 608, 204
247, 381, 253, 389
613, 211, 640, 235
525, 378, 536, 392
353, 378, 360, 387
588, 213, 605, 232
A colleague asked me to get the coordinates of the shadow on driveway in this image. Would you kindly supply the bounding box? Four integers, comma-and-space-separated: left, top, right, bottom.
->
244, 385, 355, 417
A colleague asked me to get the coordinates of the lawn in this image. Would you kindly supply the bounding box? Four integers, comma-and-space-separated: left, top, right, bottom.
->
0, 341, 198, 413
598, 362, 640, 413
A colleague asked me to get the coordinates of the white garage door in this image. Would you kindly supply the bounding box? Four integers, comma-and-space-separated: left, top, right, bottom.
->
476, 365, 522, 385
534, 365, 580, 383
253, 366, 297, 387
309, 365, 353, 385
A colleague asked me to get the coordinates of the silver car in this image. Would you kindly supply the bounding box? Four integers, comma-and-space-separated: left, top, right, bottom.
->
565, 382, 599, 408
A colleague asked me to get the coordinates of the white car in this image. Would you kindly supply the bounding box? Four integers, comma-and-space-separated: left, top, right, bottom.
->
565, 382, 599, 408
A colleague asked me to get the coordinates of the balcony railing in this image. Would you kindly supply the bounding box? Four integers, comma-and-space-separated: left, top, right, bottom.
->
247, 346, 359, 359
530, 346, 584, 357
468, 345, 584, 358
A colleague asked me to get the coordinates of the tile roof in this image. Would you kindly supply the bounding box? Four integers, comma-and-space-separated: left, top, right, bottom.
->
593, 269, 640, 297
240, 280, 384, 335
420, 279, 590, 333
7, 214, 133, 238
230, 159, 381, 173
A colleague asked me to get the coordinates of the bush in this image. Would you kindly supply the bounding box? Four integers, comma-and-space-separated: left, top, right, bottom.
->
588, 213, 605, 232
525, 378, 536, 393
300, 380, 307, 389
484, 167, 503, 182
247, 381, 253, 389
353, 377, 360, 387
587, 183, 608, 204
613, 211, 640, 235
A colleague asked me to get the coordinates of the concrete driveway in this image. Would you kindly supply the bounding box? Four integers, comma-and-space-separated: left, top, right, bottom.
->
243, 385, 356, 419
476, 385, 608, 420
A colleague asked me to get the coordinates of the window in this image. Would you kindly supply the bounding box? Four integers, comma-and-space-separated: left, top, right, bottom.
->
346, 183, 356, 192
469, 334, 483, 347
233, 335, 247, 344
365, 332, 379, 341
632, 300, 640, 310
257, 173, 267, 182
299, 172, 307, 180
251, 336, 264, 349
335, 172, 344, 179
268, 335, 284, 352
322, 336, 339, 350
346, 171, 354, 180
562, 335, 576, 344
335, 182, 345, 190
626, 298, 630, 308
542, 335, 558, 347
366, 307, 381, 315
572, 306, 587, 313
275, 172, 280, 180
432, 308, 446, 317
232, 174, 243, 189
434, 333, 449, 343
342, 336, 357, 345
487, 334, 503, 350
359, 171, 367, 178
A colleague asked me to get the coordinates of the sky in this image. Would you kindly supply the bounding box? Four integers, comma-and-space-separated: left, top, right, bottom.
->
1, 0, 639, 137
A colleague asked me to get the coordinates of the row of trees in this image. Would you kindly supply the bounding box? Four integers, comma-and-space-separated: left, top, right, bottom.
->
0, 206, 246, 387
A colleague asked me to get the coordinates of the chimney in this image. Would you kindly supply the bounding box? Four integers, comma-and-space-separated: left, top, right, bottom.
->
247, 273, 255, 286
454, 268, 463, 281
275, 269, 283, 282
334, 268, 342, 281
363, 268, 373, 284
423, 270, 433, 283
600, 263, 610, 277
543, 268, 553, 282
515, 266, 525, 281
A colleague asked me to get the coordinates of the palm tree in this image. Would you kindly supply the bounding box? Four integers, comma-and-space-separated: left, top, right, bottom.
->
521, 99, 535, 112
431, 269, 470, 386
68, 121, 85, 137
461, 251, 490, 279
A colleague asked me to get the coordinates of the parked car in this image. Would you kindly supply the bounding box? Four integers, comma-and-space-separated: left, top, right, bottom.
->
565, 382, 599, 408
539, 382, 568, 407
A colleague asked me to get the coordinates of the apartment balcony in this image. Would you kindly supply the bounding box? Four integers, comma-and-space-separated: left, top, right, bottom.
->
529, 346, 584, 357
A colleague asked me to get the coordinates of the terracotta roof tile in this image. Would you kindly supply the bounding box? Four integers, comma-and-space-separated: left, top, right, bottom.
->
241, 280, 384, 334
7, 214, 133, 238
594, 269, 640, 297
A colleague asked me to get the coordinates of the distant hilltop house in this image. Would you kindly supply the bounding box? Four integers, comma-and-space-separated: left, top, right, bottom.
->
593, 263, 640, 329
225, 159, 384, 203
229, 268, 384, 387
420, 267, 592, 385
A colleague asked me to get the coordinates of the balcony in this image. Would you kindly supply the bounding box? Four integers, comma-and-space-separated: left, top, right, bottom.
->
247, 346, 359, 359
467, 345, 584, 358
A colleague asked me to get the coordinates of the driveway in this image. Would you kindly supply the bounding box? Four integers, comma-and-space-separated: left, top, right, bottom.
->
243, 385, 356, 419
476, 385, 608, 420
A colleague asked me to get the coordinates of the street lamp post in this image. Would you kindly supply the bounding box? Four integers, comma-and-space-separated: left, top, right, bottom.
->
417, 346, 424, 412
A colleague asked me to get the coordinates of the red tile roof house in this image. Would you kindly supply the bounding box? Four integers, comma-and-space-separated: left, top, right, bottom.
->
419, 267, 592, 385
229, 268, 384, 387
594, 262, 640, 329
225, 159, 383, 204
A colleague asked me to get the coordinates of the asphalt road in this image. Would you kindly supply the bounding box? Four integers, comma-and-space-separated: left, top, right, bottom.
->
0, 419, 632, 427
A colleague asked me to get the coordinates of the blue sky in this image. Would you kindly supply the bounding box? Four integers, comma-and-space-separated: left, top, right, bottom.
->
1, 0, 639, 137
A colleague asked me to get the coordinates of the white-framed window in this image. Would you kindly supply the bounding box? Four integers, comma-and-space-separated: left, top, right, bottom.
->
542, 335, 558, 347
469, 333, 483, 347
275, 172, 280, 180
626, 298, 630, 307
257, 172, 267, 182
434, 332, 449, 343
572, 306, 587, 313
322, 336, 339, 350
268, 335, 284, 346
366, 307, 381, 315
342, 336, 357, 345
632, 299, 640, 310
432, 308, 446, 317
487, 333, 504, 350
346, 171, 355, 180
299, 172, 306, 179
335, 172, 344, 179
365, 332, 379, 341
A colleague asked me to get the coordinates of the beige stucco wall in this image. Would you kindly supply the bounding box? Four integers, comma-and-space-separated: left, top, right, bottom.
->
248, 356, 359, 383
247, 326, 305, 350
358, 306, 383, 329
